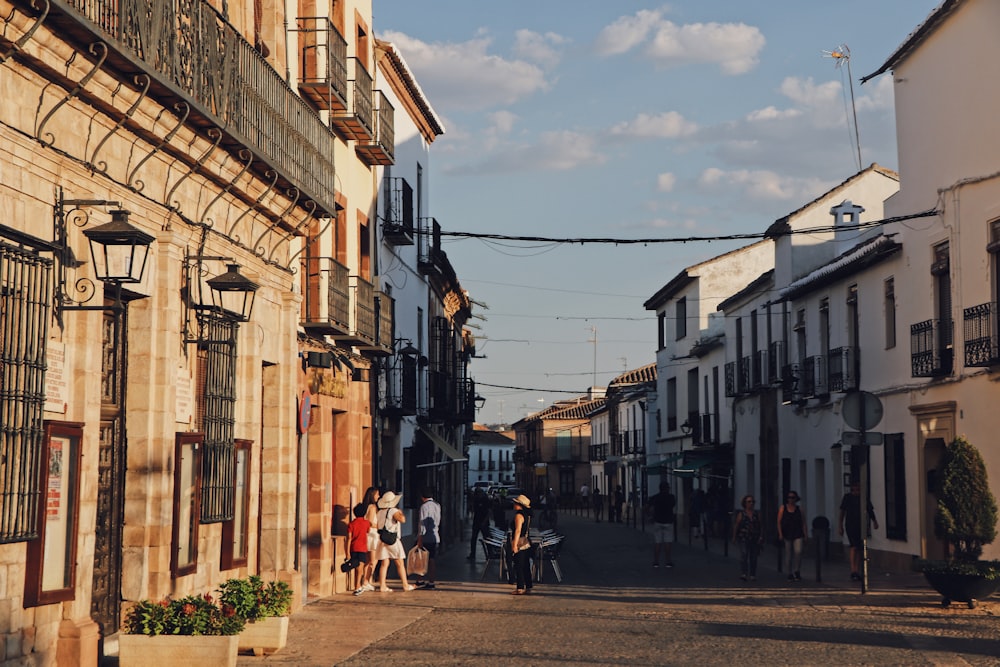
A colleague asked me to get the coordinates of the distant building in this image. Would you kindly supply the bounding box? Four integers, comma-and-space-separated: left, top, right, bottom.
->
467, 424, 516, 488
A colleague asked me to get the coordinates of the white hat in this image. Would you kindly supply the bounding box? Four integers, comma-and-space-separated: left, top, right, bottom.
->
377, 491, 402, 509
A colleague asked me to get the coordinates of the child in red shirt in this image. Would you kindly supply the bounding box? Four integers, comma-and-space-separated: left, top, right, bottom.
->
343, 504, 370, 595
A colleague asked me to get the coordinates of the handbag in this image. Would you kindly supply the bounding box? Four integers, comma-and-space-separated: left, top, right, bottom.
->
378, 509, 398, 545
407, 545, 429, 576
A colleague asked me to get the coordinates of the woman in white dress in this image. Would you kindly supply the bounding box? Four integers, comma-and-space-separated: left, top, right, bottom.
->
375, 491, 414, 592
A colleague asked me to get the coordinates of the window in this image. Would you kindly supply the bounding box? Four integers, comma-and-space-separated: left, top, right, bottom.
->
657, 311, 666, 349
666, 378, 677, 431
884, 278, 896, 349
883, 433, 906, 540
24, 421, 83, 606
220, 439, 252, 570
196, 313, 238, 523
171, 432, 204, 577
0, 238, 51, 543
675, 297, 687, 340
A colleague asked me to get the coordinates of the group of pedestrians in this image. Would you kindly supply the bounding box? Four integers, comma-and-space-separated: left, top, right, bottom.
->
344, 486, 441, 595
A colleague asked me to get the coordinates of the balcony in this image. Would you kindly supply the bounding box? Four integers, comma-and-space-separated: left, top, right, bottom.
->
381, 177, 414, 246
297, 17, 348, 114
45, 0, 340, 217
753, 349, 768, 388
385, 356, 418, 417
684, 412, 716, 446
300, 257, 350, 336
911, 318, 954, 377
781, 363, 802, 405
331, 58, 373, 142
724, 356, 751, 397
354, 290, 392, 356
356, 91, 394, 166
339, 275, 374, 346
427, 372, 475, 424
827, 346, 857, 392
768, 341, 785, 386
589, 443, 608, 462
801, 355, 828, 399
418, 217, 446, 276
964, 302, 1000, 367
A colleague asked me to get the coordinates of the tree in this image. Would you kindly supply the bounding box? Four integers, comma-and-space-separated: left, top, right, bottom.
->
934, 436, 998, 561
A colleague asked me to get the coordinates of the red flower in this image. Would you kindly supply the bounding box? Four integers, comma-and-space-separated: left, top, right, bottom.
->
182, 603, 196, 616
203, 593, 213, 603
159, 599, 171, 608
222, 603, 236, 618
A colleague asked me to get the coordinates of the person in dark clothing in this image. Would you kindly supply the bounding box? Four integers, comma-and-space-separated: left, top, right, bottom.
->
839, 482, 878, 581
777, 490, 807, 581
732, 494, 763, 581
614, 486, 625, 523
592, 488, 603, 522
509, 495, 534, 595
468, 488, 491, 560
646, 481, 676, 567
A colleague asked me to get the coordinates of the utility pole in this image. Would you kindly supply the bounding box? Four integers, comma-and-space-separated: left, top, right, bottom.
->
587, 326, 597, 388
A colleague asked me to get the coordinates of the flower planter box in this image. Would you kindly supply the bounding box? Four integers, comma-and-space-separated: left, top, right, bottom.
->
119, 633, 238, 667
923, 570, 1000, 608
239, 615, 289, 656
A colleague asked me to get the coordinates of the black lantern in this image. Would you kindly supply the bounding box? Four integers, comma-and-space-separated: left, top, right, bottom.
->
81, 210, 155, 284
206, 264, 259, 322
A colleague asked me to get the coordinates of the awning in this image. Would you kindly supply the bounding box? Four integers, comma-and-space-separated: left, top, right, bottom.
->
644, 452, 682, 474
672, 455, 714, 478
417, 425, 466, 462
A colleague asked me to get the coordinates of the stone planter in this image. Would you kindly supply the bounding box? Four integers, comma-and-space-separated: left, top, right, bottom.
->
239, 615, 289, 656
923, 570, 1000, 608
118, 633, 238, 667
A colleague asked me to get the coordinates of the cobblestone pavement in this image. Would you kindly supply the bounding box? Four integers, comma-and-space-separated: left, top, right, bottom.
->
239, 511, 1000, 667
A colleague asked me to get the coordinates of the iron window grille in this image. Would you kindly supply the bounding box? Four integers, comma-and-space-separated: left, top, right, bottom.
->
195, 313, 238, 523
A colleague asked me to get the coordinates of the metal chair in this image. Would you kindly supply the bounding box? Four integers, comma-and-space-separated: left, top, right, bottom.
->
480, 537, 508, 582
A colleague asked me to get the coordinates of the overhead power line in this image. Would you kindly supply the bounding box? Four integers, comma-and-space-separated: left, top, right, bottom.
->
436, 210, 938, 245
476, 381, 590, 394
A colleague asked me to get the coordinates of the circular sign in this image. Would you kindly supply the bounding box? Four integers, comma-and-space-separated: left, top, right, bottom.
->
842, 391, 883, 431
298, 392, 312, 433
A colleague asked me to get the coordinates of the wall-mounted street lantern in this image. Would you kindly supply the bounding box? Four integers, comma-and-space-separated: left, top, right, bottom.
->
475, 394, 487, 411
53, 191, 154, 323
680, 419, 692, 435
183, 255, 259, 345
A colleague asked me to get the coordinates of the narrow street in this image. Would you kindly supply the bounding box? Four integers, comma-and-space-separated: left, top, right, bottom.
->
241, 511, 1000, 667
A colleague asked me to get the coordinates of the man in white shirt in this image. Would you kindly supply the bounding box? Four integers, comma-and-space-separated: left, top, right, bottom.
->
416, 487, 441, 589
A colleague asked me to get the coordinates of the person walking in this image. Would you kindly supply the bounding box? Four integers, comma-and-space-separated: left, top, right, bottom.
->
359, 486, 381, 592
509, 494, 534, 595
344, 503, 371, 595
468, 488, 491, 560
614, 486, 626, 523
375, 491, 415, 592
838, 481, 878, 581
777, 491, 807, 582
732, 495, 763, 581
647, 481, 676, 568
592, 488, 603, 522
416, 487, 441, 589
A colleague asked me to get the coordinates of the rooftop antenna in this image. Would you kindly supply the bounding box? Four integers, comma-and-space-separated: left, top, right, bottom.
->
823, 44, 863, 172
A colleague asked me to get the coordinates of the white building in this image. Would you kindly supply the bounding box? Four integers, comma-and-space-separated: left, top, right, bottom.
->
467, 424, 516, 488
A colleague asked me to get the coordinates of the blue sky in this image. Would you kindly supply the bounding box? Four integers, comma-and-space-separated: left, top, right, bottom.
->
374, 1, 939, 424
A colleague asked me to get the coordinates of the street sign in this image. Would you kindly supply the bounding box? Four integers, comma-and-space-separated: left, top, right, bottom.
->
842, 391, 883, 431
842, 431, 883, 447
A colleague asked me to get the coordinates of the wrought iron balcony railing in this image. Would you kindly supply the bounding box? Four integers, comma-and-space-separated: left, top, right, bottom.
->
52, 0, 340, 217
296, 16, 348, 113
381, 177, 414, 246
801, 355, 827, 398
348, 275, 375, 345
331, 58, 373, 142
781, 363, 802, 405
300, 257, 349, 335
753, 349, 768, 388
964, 302, 1000, 367
356, 90, 394, 165
589, 443, 608, 462
768, 340, 785, 386
911, 318, 954, 377
827, 346, 857, 392
418, 217, 445, 275
385, 356, 418, 416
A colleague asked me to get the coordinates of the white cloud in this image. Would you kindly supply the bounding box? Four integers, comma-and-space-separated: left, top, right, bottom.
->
697, 168, 830, 202
646, 21, 765, 75
610, 111, 698, 139
746, 106, 801, 123
512, 29, 567, 69
597, 12, 765, 75
487, 110, 518, 135
379, 30, 549, 111
656, 173, 676, 192
455, 130, 606, 174
595, 9, 663, 56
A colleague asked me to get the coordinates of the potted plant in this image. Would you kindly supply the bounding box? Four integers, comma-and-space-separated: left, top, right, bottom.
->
218, 575, 294, 655
918, 436, 1000, 608
119, 593, 244, 667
